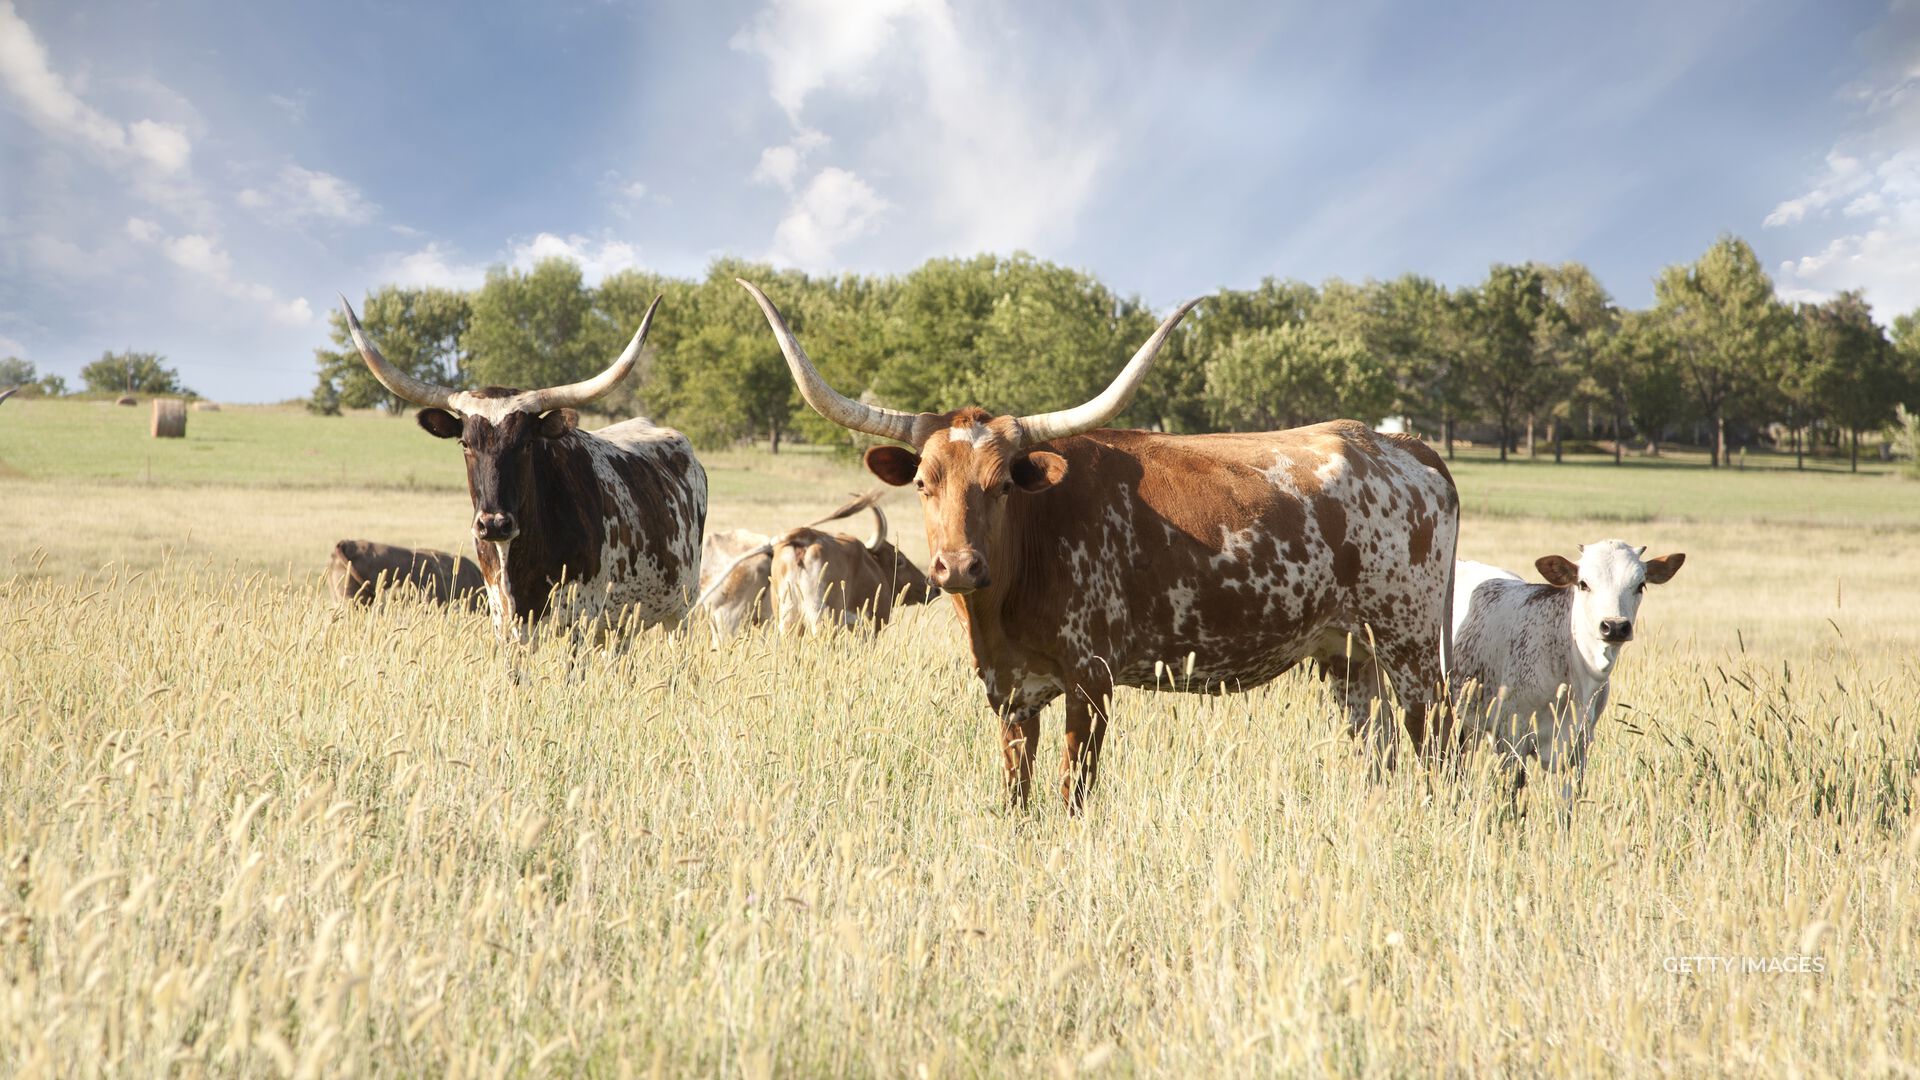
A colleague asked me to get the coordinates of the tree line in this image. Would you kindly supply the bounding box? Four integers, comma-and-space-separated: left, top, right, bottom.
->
1, 352, 193, 400
293, 234, 1912, 470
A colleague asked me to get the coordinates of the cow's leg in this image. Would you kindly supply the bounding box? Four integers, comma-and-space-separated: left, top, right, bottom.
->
1060, 680, 1113, 814
1000, 707, 1045, 810
1381, 638, 1456, 768
1323, 637, 1399, 773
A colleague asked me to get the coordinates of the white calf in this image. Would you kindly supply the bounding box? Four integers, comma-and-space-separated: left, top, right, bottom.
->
1451, 540, 1685, 799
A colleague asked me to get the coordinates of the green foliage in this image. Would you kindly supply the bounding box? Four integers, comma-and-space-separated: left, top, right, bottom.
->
1651, 236, 1794, 465
1803, 291, 1905, 469
312, 286, 472, 415
464, 259, 602, 392
305, 236, 1912, 466
1204, 323, 1392, 431
79, 350, 191, 397
0, 357, 64, 398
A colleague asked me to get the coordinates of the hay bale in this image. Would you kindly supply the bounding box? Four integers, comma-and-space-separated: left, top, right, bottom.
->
150, 398, 187, 438
115, 395, 137, 406
193, 401, 221, 412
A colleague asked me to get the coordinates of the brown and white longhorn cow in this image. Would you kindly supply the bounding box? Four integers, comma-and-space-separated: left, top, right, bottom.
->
741, 280, 1460, 810
342, 295, 707, 640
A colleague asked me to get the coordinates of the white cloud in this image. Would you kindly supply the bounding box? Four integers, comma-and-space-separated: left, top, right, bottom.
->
0, 2, 192, 176
734, 0, 1111, 264
371, 242, 490, 291
751, 128, 828, 191
731, 0, 928, 122
237, 163, 377, 226
1765, 7, 1920, 316
508, 232, 642, 281
768, 167, 889, 270
372, 232, 645, 292
126, 220, 313, 325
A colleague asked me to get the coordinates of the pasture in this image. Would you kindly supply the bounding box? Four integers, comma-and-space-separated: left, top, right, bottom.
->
2, 399, 1918, 1075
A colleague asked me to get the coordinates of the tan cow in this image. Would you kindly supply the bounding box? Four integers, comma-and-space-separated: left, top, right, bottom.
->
771, 492, 936, 634
328, 540, 487, 607
742, 280, 1461, 812
697, 528, 775, 639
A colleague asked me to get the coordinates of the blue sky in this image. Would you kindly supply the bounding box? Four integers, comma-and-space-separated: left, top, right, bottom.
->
2, 0, 1915, 402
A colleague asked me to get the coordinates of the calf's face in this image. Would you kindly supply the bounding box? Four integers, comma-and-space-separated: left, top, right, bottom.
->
1536, 540, 1684, 672
417, 400, 578, 542
864, 411, 1066, 595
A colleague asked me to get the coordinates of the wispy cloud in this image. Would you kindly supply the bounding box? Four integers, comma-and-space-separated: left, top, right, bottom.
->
126, 217, 313, 325
371, 232, 646, 292
1765, 4, 1920, 314
237, 164, 378, 227
0, 1, 190, 177
733, 0, 1111, 268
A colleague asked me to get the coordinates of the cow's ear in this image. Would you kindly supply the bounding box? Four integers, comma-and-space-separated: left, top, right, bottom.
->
538, 408, 579, 437
865, 445, 920, 486
417, 408, 462, 439
1535, 555, 1579, 587
1643, 552, 1685, 584
1011, 450, 1068, 492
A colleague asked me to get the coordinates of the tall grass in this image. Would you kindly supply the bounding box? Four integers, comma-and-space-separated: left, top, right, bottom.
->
2, 556, 1916, 1075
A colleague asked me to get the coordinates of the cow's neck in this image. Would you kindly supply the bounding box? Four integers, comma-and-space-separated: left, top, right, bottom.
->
499, 433, 586, 617
1550, 589, 1611, 720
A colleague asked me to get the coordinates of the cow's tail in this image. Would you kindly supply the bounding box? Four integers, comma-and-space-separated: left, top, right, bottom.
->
805, 488, 885, 530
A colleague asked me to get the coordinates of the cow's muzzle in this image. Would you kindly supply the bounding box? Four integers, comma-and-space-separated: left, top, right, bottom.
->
1598, 617, 1633, 644
929, 549, 989, 593
474, 511, 520, 542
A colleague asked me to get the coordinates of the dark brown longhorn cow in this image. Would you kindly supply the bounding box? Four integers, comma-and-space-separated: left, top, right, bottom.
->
740, 280, 1460, 811
341, 295, 707, 641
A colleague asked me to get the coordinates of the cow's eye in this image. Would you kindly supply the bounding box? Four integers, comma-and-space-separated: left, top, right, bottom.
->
914, 477, 926, 493
995, 479, 1012, 496
1635, 582, 1645, 594
1577, 580, 1589, 592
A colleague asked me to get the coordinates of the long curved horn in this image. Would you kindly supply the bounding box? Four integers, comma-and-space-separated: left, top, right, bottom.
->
520, 294, 661, 413
737, 279, 925, 444
864, 504, 887, 551
1013, 297, 1204, 445
340, 295, 456, 409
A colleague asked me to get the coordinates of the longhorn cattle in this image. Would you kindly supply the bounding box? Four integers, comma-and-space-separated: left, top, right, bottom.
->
770, 492, 936, 634
695, 492, 935, 638
740, 280, 1461, 811
697, 528, 774, 639
1451, 541, 1684, 800
328, 539, 486, 607
341, 295, 707, 640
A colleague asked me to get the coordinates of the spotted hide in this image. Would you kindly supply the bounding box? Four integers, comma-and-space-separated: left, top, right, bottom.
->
741, 280, 1461, 811
342, 294, 707, 641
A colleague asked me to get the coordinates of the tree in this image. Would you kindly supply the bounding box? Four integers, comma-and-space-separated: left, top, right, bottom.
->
463, 259, 600, 392
1651, 236, 1791, 467
1803, 291, 1903, 471
0, 357, 60, 397
311, 286, 471, 414
640, 260, 811, 452
1457, 264, 1566, 462
1539, 262, 1614, 462
1203, 323, 1393, 431
80, 351, 190, 396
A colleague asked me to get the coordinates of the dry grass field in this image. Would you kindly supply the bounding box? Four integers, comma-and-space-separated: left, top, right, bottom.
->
2, 401, 1918, 1076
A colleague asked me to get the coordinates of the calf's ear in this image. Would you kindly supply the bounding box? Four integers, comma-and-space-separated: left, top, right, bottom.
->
1643, 552, 1685, 584
417, 408, 462, 439
538, 408, 579, 437
1535, 554, 1579, 587
865, 445, 921, 486
1011, 450, 1068, 492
